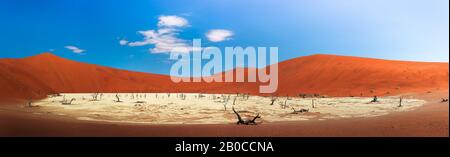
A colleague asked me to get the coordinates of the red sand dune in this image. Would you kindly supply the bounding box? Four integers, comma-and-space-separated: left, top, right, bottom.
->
276, 55, 448, 97
0, 52, 448, 101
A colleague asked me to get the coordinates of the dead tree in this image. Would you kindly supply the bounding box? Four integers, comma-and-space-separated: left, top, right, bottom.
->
232, 97, 237, 105
311, 99, 315, 108
291, 107, 309, 114
232, 107, 261, 125
62, 98, 76, 105
223, 102, 228, 111
115, 93, 122, 102
223, 95, 228, 103
27, 100, 33, 108
398, 97, 403, 107
198, 93, 205, 99
180, 93, 186, 100
370, 96, 378, 103
281, 98, 289, 109
270, 96, 277, 105
60, 95, 67, 103
298, 93, 307, 98
91, 93, 99, 101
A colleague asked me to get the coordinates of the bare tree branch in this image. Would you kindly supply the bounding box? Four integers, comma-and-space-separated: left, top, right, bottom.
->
232, 107, 261, 125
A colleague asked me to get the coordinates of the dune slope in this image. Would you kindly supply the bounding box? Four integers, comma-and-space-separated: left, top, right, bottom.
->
276, 54, 449, 96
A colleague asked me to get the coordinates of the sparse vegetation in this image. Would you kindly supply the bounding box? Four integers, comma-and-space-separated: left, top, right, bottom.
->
298, 93, 322, 98
31, 93, 426, 124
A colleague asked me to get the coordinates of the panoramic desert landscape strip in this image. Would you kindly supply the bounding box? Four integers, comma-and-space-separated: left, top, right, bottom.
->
0, 53, 448, 136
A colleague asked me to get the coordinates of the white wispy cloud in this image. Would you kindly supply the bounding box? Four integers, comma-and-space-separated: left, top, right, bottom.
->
126, 15, 194, 53
119, 39, 129, 46
206, 29, 233, 42
64, 46, 85, 54
157, 15, 188, 27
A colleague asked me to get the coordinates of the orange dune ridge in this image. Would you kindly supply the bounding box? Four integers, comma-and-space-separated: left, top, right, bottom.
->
0, 52, 448, 101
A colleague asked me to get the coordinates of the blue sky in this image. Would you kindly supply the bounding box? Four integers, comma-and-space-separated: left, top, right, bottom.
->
0, 0, 448, 74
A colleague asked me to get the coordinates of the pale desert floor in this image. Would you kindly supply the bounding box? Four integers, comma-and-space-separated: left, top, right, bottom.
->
0, 91, 448, 137
28, 93, 424, 124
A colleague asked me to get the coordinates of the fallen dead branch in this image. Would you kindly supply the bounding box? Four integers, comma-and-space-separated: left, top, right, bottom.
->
291, 107, 309, 114
232, 107, 261, 125
62, 98, 76, 105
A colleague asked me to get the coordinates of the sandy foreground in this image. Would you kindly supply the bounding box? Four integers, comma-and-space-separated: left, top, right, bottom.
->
0, 91, 448, 137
